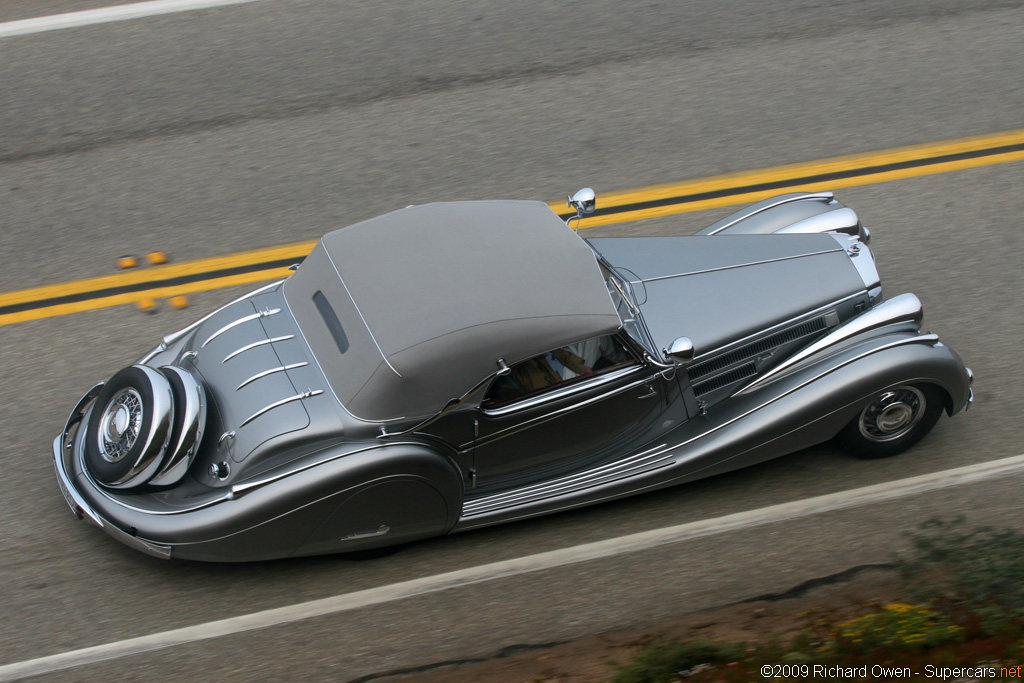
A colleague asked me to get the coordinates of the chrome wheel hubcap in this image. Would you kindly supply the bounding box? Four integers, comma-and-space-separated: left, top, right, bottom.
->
97, 388, 143, 462
858, 385, 925, 442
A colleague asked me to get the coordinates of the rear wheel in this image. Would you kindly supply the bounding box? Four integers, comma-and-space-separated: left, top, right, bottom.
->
837, 383, 944, 459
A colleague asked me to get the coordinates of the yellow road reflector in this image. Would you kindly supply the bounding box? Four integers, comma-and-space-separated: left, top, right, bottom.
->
136, 297, 158, 312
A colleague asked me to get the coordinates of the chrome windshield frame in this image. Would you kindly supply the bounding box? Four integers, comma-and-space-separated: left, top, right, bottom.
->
596, 257, 659, 358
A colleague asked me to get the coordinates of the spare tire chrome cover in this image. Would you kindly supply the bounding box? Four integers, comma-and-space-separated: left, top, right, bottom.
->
84, 365, 174, 489
149, 365, 207, 487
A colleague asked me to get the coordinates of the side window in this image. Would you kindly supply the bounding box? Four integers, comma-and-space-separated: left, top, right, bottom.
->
483, 335, 636, 407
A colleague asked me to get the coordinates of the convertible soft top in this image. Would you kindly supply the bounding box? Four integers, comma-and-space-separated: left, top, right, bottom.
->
285, 200, 620, 420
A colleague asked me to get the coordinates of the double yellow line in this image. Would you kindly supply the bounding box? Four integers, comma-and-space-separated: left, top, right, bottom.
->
2, 128, 1023, 327
0, 241, 315, 326
582, 127, 1024, 226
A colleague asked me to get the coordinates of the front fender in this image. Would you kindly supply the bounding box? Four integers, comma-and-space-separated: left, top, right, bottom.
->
696, 192, 865, 239
657, 332, 972, 486
738, 329, 972, 428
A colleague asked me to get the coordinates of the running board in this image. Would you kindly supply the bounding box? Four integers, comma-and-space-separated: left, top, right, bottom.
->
460, 443, 675, 518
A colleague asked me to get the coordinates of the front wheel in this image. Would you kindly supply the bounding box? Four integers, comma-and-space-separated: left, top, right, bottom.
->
837, 383, 944, 459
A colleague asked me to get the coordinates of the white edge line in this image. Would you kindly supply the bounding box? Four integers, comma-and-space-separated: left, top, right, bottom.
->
3, 453, 1024, 681
0, 0, 268, 38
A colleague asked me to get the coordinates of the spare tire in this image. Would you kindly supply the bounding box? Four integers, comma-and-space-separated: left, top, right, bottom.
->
149, 365, 207, 487
84, 365, 174, 489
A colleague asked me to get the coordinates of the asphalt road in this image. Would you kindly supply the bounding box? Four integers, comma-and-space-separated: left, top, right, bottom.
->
1, 1, 1022, 680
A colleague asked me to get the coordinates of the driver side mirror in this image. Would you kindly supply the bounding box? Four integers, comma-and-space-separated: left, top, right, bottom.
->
663, 336, 695, 365
567, 188, 596, 216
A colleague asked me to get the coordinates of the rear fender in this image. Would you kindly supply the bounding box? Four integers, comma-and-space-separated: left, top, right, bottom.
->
73, 440, 463, 562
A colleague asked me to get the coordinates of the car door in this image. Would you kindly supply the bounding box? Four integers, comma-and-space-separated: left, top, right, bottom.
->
470, 335, 687, 493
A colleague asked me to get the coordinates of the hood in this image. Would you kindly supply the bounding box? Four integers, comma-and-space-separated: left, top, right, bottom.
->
588, 233, 871, 357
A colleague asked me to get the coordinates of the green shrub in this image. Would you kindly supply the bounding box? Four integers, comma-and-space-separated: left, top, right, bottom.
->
831, 603, 962, 653
610, 519, 1024, 682
902, 518, 1024, 634
611, 640, 744, 683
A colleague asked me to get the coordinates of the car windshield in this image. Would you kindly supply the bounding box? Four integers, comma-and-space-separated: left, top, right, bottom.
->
601, 263, 653, 352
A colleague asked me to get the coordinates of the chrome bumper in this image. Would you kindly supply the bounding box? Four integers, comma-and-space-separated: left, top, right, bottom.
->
53, 434, 104, 528
966, 367, 974, 411
52, 383, 172, 559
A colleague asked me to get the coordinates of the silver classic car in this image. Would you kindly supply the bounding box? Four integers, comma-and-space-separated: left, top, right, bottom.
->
53, 191, 972, 561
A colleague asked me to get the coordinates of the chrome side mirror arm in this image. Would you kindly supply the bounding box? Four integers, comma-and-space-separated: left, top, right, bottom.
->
566, 187, 596, 230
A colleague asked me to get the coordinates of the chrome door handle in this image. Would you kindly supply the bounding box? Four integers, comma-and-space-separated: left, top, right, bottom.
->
638, 385, 658, 399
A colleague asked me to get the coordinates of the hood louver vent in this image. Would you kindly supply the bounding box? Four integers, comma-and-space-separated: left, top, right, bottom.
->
693, 363, 758, 396
689, 316, 829, 381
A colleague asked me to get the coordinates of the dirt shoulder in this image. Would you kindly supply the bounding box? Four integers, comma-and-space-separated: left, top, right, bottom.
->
362, 566, 904, 683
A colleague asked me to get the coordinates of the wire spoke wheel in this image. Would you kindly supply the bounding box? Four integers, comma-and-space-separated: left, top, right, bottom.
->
83, 365, 174, 489
97, 388, 145, 462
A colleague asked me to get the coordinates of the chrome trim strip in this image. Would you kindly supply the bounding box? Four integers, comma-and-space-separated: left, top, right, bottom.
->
775, 207, 859, 235
222, 335, 295, 363
690, 292, 863, 363
236, 362, 308, 390
77, 442, 417, 517
463, 442, 672, 516
95, 520, 173, 559
322, 249, 402, 378
53, 383, 105, 526
231, 441, 420, 496
115, 532, 172, 559
53, 436, 104, 528
704, 192, 835, 235
275, 298, 402, 425
481, 365, 643, 417
239, 389, 323, 427
138, 345, 165, 366
277, 294, 353, 412
465, 456, 673, 515
62, 382, 104, 445
466, 372, 653, 450
829, 233, 881, 291
633, 248, 843, 284
738, 293, 923, 394
156, 280, 285, 351
201, 308, 280, 348
342, 524, 391, 541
